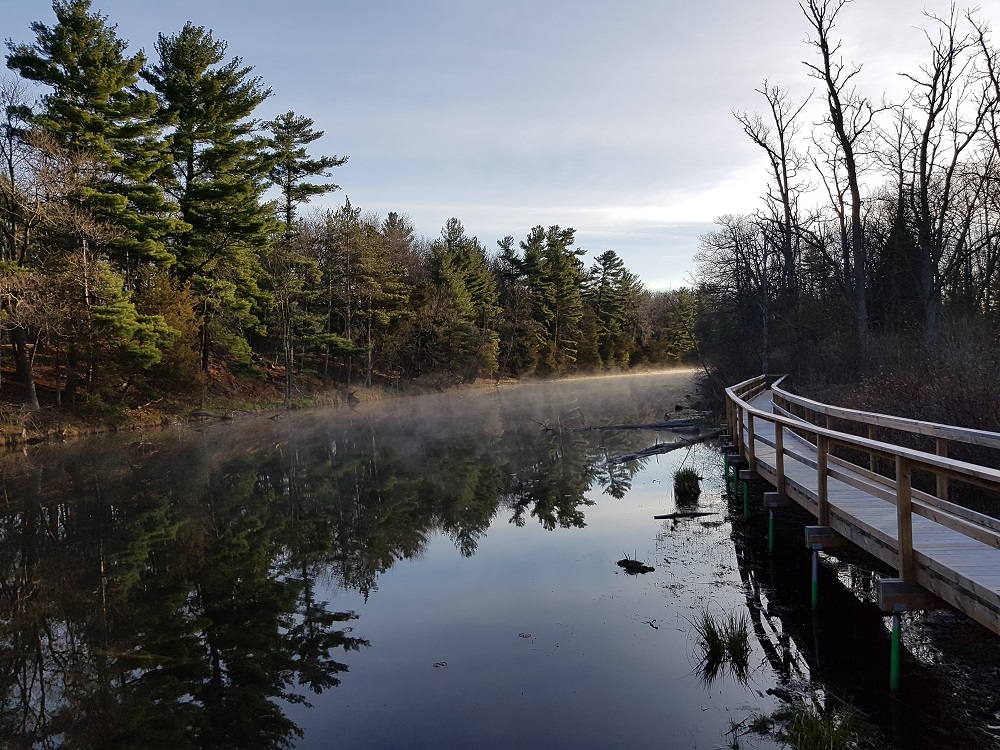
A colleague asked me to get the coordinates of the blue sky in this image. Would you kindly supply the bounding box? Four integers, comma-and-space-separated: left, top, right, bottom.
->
4, 0, 989, 288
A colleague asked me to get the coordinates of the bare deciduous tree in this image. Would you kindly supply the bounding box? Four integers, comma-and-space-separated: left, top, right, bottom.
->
734, 82, 811, 300
801, 0, 878, 343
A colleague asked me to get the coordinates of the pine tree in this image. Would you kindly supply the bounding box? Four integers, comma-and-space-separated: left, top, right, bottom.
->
266, 111, 347, 237
524, 225, 585, 373
584, 249, 642, 366
143, 23, 273, 281
426, 218, 500, 380
6, 0, 182, 274
142, 22, 274, 370
493, 235, 543, 375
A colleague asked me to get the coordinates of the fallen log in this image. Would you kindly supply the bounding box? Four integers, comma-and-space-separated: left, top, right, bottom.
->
606, 428, 724, 464
535, 413, 711, 432
653, 511, 719, 520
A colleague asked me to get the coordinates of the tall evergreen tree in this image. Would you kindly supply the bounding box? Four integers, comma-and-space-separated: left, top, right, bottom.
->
540, 225, 585, 372
584, 249, 642, 366
493, 234, 543, 375
423, 218, 500, 380
142, 23, 272, 281
142, 22, 274, 370
266, 111, 347, 237
6, 0, 181, 273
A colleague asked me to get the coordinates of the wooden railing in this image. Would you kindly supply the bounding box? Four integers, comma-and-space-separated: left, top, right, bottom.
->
772, 381, 1000, 503
725, 375, 1000, 583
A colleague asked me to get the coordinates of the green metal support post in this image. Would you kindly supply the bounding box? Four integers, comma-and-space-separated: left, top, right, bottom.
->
811, 546, 820, 610
890, 611, 902, 693
768, 509, 775, 553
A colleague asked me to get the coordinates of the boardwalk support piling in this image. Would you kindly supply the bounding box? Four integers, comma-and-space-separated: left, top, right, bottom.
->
764, 493, 791, 554
804, 526, 844, 549
727, 457, 748, 499
738, 467, 757, 518
804, 526, 845, 610
878, 580, 942, 694
877, 579, 940, 613
811, 546, 820, 610
764, 492, 792, 508
890, 610, 902, 693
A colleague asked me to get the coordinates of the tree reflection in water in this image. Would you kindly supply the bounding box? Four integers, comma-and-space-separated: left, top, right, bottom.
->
0, 380, 678, 748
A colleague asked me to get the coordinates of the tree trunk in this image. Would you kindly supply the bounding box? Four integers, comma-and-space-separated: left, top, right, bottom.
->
67, 342, 78, 405
11, 327, 38, 410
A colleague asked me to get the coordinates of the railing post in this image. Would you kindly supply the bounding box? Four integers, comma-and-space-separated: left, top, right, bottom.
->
867, 424, 877, 472
737, 404, 745, 456
817, 435, 829, 525
775, 422, 786, 495
747, 413, 756, 472
896, 456, 914, 582
936, 438, 949, 500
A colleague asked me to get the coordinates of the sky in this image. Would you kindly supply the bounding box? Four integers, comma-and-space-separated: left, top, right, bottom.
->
5, 0, 999, 289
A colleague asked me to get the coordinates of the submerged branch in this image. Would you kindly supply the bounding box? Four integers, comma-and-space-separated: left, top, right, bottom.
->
531, 413, 712, 433
606, 429, 724, 464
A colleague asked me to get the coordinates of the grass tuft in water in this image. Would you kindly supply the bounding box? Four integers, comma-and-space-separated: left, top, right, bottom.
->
772, 701, 868, 750
673, 467, 702, 504
726, 713, 773, 749
691, 607, 751, 684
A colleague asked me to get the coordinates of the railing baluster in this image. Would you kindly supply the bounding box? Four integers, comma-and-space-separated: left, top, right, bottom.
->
868, 424, 877, 472
775, 422, 785, 495
747, 413, 756, 473
936, 438, 949, 500
737, 404, 745, 456
817, 434, 829, 525
896, 456, 914, 581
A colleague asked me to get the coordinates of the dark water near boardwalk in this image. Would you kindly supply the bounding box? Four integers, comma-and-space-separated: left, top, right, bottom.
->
0, 372, 999, 749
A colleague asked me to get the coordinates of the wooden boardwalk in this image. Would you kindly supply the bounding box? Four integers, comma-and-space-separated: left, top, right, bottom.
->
726, 376, 1000, 636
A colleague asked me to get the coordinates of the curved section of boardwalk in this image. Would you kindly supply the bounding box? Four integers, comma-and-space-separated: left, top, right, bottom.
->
726, 376, 1000, 636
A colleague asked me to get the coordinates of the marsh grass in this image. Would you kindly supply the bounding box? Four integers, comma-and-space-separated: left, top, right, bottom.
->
772, 701, 869, 750
691, 607, 751, 684
726, 713, 773, 749
726, 700, 872, 750
673, 466, 702, 504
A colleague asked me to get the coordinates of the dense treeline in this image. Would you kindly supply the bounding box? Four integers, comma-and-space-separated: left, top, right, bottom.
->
695, 0, 1000, 426
0, 0, 694, 415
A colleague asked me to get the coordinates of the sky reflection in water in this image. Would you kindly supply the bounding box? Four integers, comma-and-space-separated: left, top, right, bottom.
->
277, 376, 783, 749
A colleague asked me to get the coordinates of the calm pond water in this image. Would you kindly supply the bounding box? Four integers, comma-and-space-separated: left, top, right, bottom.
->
1, 372, 999, 749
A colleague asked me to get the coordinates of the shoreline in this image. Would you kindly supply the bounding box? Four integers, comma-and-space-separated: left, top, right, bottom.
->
0, 366, 705, 450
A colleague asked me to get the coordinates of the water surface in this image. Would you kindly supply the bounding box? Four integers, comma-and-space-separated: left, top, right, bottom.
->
2, 373, 998, 749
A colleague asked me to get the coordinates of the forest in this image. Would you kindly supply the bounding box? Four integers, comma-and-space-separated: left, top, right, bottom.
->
0, 0, 696, 423
695, 0, 1000, 429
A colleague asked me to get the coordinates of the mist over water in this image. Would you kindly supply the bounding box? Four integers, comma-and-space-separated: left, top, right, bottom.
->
0, 370, 997, 749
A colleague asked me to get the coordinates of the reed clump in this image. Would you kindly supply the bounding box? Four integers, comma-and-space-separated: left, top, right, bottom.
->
772, 702, 868, 750
691, 607, 751, 683
673, 467, 702, 504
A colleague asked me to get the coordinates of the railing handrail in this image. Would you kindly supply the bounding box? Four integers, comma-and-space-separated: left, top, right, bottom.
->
771, 380, 1000, 452
725, 376, 1000, 488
